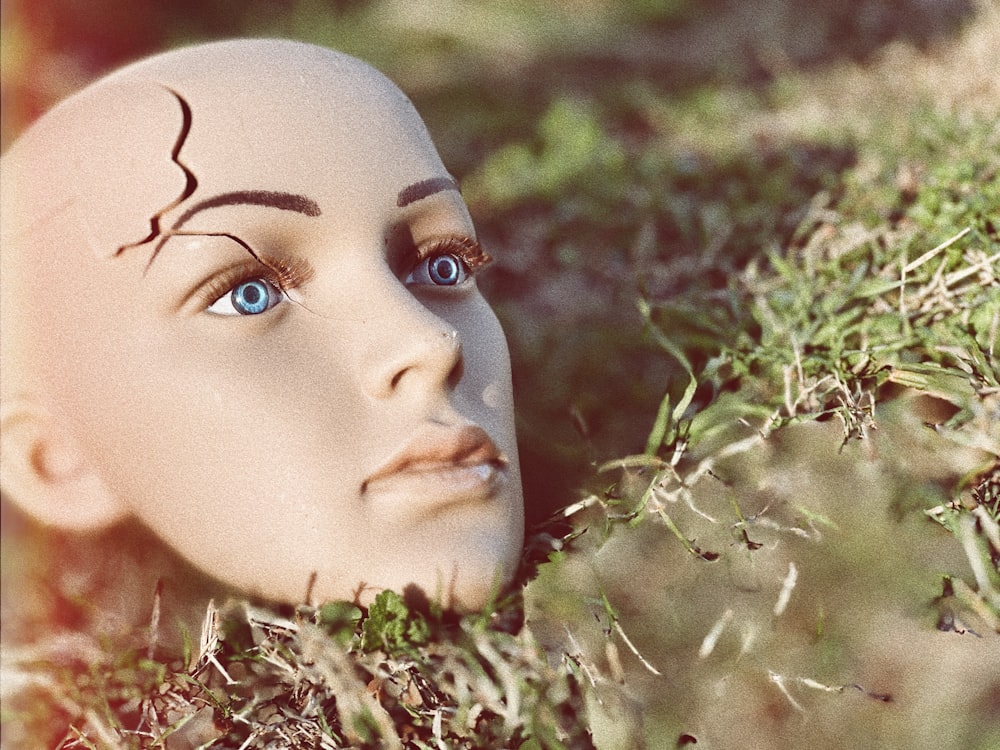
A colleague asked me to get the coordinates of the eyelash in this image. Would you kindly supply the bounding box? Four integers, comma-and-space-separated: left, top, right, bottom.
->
197, 256, 314, 309
416, 235, 492, 274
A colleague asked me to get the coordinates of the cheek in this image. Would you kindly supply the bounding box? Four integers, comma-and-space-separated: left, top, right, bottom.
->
449, 300, 520, 467
66, 325, 369, 554
455, 300, 514, 401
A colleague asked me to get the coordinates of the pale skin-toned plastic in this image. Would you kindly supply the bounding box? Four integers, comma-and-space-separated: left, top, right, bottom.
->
0, 39, 524, 611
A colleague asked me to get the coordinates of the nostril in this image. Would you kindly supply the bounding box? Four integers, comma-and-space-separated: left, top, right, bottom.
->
380, 324, 464, 396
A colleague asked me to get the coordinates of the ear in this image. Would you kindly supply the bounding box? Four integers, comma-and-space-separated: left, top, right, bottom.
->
0, 399, 127, 530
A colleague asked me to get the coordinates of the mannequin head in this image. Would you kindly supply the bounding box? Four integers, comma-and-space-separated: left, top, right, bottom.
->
0, 39, 523, 611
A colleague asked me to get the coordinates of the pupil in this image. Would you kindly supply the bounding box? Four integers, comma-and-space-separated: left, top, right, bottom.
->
233, 279, 272, 315
242, 285, 262, 305
431, 256, 460, 285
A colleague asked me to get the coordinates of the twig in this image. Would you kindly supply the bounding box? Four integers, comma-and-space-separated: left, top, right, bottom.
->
774, 562, 799, 616
698, 609, 733, 658
768, 671, 805, 712
611, 618, 662, 676
147, 580, 163, 661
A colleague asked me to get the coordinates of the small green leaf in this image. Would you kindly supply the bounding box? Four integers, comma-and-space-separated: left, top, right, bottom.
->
887, 363, 977, 404
318, 601, 363, 645
360, 590, 430, 656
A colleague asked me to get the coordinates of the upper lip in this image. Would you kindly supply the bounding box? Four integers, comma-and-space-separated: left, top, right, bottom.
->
362, 424, 505, 491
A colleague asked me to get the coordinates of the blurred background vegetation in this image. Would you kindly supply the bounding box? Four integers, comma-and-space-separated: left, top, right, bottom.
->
2, 1, 997, 747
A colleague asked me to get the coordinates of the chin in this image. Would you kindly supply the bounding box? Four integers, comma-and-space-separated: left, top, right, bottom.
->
440, 565, 516, 612
442, 537, 523, 611
354, 550, 519, 613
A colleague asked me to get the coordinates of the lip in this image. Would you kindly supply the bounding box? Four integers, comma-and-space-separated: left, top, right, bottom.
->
362, 424, 507, 510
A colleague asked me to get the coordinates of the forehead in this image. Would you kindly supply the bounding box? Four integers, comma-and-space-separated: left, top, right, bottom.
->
166, 46, 444, 199
1, 41, 446, 258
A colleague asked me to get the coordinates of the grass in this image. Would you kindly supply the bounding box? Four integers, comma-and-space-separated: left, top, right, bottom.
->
1, 0, 998, 747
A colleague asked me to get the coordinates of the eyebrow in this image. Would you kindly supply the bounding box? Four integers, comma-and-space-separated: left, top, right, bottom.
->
144, 190, 321, 272
170, 190, 322, 231
397, 176, 460, 208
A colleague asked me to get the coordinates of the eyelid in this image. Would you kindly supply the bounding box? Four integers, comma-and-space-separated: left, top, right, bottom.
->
416, 236, 492, 273
194, 255, 315, 311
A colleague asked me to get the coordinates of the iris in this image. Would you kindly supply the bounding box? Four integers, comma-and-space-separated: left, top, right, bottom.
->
428, 255, 462, 286
231, 278, 281, 315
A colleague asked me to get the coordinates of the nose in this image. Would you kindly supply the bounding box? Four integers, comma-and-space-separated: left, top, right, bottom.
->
361, 282, 464, 401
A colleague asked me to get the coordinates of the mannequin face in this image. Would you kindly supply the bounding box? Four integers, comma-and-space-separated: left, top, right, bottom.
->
0, 41, 523, 610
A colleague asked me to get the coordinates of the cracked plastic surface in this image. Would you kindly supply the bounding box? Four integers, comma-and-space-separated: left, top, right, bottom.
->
117, 88, 198, 257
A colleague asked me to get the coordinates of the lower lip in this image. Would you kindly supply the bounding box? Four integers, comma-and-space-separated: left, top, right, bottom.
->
364, 462, 504, 514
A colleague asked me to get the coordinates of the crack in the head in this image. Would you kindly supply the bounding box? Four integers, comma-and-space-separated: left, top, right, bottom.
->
115, 88, 198, 256
112, 87, 319, 317
161, 230, 265, 265
160, 229, 319, 315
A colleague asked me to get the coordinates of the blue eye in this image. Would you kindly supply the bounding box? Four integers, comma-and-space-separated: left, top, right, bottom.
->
407, 253, 468, 287
208, 277, 285, 316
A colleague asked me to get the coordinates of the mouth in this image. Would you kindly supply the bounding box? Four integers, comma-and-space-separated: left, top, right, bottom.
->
362, 424, 507, 510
